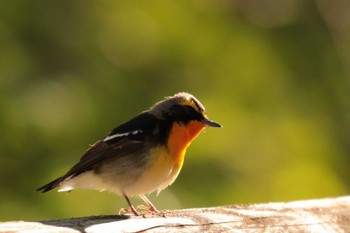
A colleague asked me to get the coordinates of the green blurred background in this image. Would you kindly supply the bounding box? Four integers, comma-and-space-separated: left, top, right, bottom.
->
1, 0, 349, 221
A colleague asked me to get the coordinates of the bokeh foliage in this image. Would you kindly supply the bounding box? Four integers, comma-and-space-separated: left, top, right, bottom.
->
1, 0, 349, 220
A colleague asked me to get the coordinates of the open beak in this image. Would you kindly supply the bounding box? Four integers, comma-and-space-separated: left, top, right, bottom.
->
202, 118, 222, 128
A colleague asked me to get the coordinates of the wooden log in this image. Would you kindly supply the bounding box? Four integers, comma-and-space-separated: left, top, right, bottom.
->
1, 196, 350, 233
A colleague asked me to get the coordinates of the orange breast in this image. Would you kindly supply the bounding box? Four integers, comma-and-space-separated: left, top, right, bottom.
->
167, 121, 206, 168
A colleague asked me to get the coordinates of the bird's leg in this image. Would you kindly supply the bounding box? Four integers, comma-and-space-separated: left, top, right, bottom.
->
139, 194, 158, 212
121, 193, 139, 216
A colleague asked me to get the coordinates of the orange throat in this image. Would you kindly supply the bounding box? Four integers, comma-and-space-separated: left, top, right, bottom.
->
167, 121, 206, 168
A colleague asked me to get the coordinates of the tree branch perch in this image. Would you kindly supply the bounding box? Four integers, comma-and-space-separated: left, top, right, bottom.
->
1, 196, 350, 232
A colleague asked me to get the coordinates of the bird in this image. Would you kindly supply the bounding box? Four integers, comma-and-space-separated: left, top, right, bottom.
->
37, 92, 221, 216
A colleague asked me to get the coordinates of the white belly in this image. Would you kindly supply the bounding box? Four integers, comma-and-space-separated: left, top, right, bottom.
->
58, 147, 182, 197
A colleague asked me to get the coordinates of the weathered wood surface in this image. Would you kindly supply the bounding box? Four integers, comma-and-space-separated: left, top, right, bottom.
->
1, 196, 350, 233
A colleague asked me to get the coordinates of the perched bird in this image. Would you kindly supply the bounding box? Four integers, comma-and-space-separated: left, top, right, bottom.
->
37, 92, 221, 216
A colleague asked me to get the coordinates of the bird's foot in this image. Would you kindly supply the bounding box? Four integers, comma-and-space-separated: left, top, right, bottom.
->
135, 205, 170, 217
119, 207, 139, 216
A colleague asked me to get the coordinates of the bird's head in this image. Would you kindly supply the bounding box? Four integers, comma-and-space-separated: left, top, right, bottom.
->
149, 92, 222, 128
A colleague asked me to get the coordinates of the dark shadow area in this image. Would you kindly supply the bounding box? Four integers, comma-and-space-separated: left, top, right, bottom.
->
39, 215, 130, 232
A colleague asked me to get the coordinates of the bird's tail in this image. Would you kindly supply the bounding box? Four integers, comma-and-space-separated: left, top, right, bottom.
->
36, 177, 63, 193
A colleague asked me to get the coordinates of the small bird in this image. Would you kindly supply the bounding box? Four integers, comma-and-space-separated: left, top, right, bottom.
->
37, 92, 221, 216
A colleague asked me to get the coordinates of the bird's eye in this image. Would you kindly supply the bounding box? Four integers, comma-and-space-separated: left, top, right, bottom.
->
184, 105, 195, 113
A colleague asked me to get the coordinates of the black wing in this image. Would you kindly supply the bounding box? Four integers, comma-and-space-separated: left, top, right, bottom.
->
37, 112, 159, 192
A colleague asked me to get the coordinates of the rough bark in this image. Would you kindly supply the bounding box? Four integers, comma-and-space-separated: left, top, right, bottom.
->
1, 196, 350, 233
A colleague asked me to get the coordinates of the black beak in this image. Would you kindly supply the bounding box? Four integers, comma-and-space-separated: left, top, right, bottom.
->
202, 118, 222, 128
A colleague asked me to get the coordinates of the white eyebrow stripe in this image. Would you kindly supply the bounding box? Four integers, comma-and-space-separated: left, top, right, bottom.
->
103, 130, 142, 142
